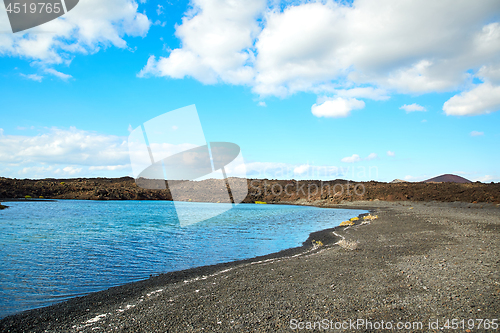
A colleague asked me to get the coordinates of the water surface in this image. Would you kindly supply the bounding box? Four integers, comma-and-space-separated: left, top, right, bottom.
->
0, 200, 366, 318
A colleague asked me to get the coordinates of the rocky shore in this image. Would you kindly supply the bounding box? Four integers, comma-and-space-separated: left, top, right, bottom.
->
1, 201, 499, 332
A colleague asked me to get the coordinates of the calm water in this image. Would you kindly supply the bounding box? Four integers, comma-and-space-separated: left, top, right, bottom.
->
0, 200, 366, 318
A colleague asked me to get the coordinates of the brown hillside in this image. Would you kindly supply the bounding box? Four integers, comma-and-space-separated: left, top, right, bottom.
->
423, 174, 471, 183
0, 177, 499, 204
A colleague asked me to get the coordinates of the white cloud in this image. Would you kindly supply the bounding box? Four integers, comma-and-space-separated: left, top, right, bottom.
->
138, 0, 265, 85
477, 64, 500, 85
0, 0, 151, 65
89, 165, 129, 171
21, 73, 43, 82
404, 175, 422, 181
0, 127, 130, 168
470, 131, 484, 136
243, 161, 350, 180
341, 154, 362, 163
400, 103, 426, 113
443, 82, 500, 116
341, 152, 380, 163
19, 166, 54, 176
293, 164, 311, 175
473, 175, 496, 182
157, 5, 164, 15
139, 0, 500, 116
62, 166, 83, 175
333, 87, 390, 101
387, 151, 395, 157
311, 97, 365, 118
258, 101, 267, 107
44, 68, 72, 81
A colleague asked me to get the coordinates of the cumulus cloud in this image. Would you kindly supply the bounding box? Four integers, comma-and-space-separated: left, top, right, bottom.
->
62, 166, 83, 175
138, 0, 265, 85
387, 151, 395, 157
139, 0, 500, 116
470, 131, 484, 136
477, 64, 500, 84
443, 83, 500, 116
400, 103, 426, 113
365, 153, 378, 161
341, 154, 362, 163
0, 0, 151, 65
0, 127, 132, 178
333, 87, 390, 101
311, 97, 365, 118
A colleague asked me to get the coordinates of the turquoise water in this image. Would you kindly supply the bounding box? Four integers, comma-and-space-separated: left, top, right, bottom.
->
0, 200, 366, 318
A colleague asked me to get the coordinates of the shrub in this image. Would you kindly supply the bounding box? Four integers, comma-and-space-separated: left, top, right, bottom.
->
350, 216, 359, 221
255, 201, 267, 204
312, 239, 324, 248
25, 195, 32, 199
39, 196, 44, 199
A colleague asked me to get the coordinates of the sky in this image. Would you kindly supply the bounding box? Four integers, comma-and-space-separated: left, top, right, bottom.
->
0, 0, 499, 182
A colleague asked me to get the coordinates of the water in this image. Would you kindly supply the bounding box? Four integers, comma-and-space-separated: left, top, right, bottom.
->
0, 200, 366, 318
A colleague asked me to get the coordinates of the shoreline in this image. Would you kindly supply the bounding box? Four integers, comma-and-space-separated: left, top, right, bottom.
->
0, 202, 369, 321
1, 201, 499, 332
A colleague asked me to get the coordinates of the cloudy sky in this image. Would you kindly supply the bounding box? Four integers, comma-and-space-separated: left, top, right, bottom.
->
0, 0, 499, 182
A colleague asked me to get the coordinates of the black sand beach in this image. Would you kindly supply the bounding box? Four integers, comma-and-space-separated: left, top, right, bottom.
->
1, 201, 499, 332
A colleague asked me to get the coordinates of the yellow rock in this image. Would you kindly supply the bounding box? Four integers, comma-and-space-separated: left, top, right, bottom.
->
340, 220, 355, 226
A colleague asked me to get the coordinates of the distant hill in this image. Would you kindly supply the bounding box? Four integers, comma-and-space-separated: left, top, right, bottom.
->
390, 179, 408, 183
423, 174, 471, 183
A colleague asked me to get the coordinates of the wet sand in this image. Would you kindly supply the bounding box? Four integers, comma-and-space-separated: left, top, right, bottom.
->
1, 201, 499, 332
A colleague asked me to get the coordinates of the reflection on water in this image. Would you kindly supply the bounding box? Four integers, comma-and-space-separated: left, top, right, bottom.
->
0, 200, 366, 318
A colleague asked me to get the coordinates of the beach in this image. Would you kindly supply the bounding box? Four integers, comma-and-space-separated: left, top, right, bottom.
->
1, 200, 498, 332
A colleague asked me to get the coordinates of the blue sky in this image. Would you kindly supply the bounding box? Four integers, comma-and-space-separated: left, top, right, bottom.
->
0, 0, 499, 182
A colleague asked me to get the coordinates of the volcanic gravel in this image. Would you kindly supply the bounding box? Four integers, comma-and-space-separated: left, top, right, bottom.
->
1, 201, 499, 332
